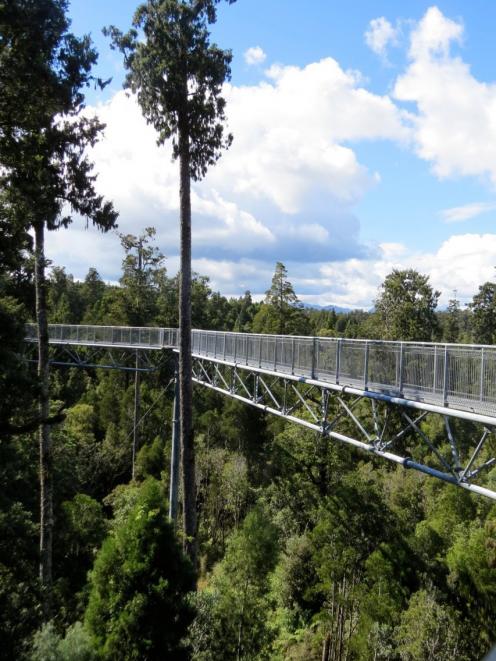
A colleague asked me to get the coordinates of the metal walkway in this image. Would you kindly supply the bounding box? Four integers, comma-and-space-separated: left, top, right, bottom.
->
25, 323, 496, 500
26, 323, 496, 421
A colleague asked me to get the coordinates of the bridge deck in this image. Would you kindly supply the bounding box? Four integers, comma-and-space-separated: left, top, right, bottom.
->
25, 324, 496, 422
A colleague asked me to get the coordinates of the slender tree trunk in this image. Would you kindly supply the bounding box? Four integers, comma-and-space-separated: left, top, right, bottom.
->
34, 221, 53, 619
322, 633, 331, 661
178, 122, 197, 566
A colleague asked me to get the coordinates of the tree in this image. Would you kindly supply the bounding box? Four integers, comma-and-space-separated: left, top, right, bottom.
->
118, 227, 166, 326
253, 262, 310, 335
106, 0, 235, 565
0, 0, 118, 615
444, 293, 460, 344
80, 268, 106, 323
117, 227, 166, 476
85, 479, 195, 660
375, 269, 440, 342
469, 280, 496, 344
190, 506, 279, 659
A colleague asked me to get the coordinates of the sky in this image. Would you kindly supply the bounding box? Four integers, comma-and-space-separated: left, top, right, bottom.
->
49, 0, 496, 309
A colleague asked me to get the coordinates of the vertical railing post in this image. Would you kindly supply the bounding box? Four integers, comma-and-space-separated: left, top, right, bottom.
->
274, 337, 278, 371
311, 337, 317, 380
364, 341, 369, 390
443, 345, 449, 405
233, 334, 237, 363
480, 348, 485, 402
258, 336, 263, 368
291, 337, 295, 375
223, 332, 227, 361
169, 362, 180, 523
433, 345, 438, 394
398, 343, 404, 395
335, 339, 341, 384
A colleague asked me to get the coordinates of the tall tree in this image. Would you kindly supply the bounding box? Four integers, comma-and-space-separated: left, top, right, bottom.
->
375, 269, 440, 342
118, 227, 165, 477
106, 0, 235, 565
253, 261, 309, 335
444, 292, 460, 344
0, 0, 118, 616
469, 280, 496, 344
118, 226, 166, 327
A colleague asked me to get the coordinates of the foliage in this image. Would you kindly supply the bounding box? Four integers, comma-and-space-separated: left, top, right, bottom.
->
375, 268, 440, 341
105, 0, 235, 181
191, 505, 279, 659
85, 478, 195, 659
30, 621, 97, 661
253, 262, 310, 335
469, 280, 496, 344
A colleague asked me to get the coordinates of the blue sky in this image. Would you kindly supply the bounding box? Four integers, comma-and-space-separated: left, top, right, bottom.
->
50, 0, 496, 308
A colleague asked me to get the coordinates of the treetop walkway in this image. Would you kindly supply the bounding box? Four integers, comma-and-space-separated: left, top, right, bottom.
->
25, 323, 496, 500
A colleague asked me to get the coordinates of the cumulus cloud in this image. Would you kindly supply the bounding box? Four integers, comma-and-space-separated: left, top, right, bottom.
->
365, 17, 399, 57
244, 46, 266, 65
43, 8, 496, 311
440, 202, 496, 223
393, 6, 496, 185
211, 58, 409, 215
307, 234, 496, 309
46, 59, 409, 282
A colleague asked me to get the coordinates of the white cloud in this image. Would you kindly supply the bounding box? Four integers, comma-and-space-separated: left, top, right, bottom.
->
244, 46, 267, 66
49, 58, 409, 282
393, 6, 496, 185
43, 12, 496, 312
365, 17, 399, 57
440, 202, 496, 223
311, 234, 496, 308
211, 58, 410, 215
408, 6, 463, 60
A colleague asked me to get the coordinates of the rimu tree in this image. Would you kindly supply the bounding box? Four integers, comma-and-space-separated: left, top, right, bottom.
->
106, 0, 235, 564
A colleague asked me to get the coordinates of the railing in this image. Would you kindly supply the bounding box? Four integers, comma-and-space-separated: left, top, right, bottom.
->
26, 324, 496, 418
193, 331, 496, 417
25, 323, 178, 349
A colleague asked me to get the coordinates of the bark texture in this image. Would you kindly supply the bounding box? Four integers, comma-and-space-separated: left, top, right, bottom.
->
34, 221, 53, 618
178, 125, 197, 566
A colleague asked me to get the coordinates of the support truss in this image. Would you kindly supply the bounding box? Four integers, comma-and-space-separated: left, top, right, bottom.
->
191, 356, 496, 500
25, 343, 170, 373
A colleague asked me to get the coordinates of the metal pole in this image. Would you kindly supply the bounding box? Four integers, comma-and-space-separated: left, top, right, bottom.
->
132, 350, 140, 480
443, 346, 449, 405
169, 363, 180, 523
398, 342, 404, 394
364, 341, 369, 390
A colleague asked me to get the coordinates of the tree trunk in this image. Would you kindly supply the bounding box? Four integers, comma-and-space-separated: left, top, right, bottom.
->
322, 633, 331, 661
34, 221, 53, 619
178, 123, 197, 567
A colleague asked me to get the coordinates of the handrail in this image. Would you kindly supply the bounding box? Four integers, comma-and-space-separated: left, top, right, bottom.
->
25, 323, 496, 419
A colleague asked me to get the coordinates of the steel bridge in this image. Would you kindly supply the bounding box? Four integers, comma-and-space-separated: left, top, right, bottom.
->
25, 323, 496, 501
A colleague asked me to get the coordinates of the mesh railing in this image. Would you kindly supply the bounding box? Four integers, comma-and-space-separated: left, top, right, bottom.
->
25, 324, 496, 417
25, 323, 177, 349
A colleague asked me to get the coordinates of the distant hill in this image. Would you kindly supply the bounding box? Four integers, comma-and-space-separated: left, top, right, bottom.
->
300, 303, 358, 314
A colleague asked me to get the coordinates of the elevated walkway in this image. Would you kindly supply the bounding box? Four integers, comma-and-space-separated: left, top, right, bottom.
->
26, 323, 496, 424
